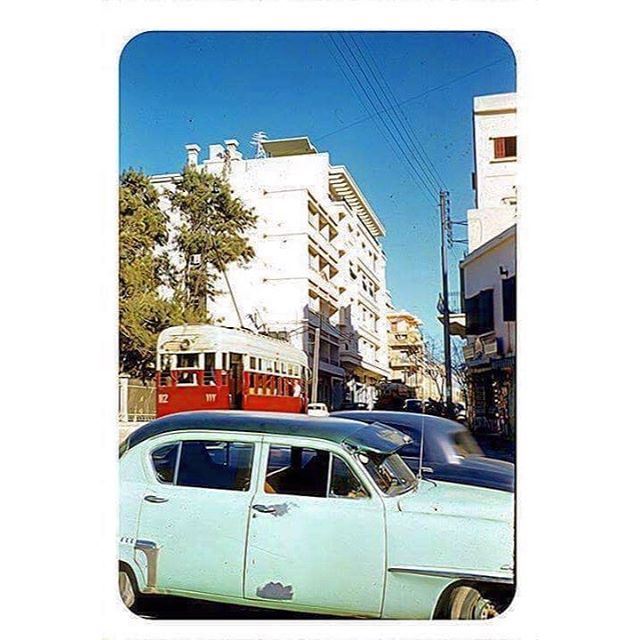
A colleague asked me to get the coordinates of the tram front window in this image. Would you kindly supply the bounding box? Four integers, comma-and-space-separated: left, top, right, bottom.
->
176, 353, 199, 369
204, 352, 217, 385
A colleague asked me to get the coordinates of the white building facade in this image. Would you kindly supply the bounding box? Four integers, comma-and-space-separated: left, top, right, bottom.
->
460, 93, 517, 436
151, 136, 391, 410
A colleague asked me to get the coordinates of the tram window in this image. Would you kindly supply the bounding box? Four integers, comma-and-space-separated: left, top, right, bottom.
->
266, 360, 273, 373
287, 363, 293, 375
221, 353, 229, 370
176, 371, 197, 385
160, 354, 171, 371
177, 441, 254, 492
204, 352, 216, 385
176, 353, 199, 369
249, 356, 256, 370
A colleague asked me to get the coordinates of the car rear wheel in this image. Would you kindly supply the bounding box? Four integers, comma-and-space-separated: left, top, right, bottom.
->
119, 566, 138, 610
446, 585, 498, 619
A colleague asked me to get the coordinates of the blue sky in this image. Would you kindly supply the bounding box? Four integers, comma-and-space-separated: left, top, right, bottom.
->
120, 31, 515, 342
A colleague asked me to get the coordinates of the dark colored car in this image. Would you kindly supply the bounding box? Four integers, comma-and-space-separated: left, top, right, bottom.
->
332, 410, 514, 493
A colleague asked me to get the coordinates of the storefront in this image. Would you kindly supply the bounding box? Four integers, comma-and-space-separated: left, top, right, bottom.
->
467, 356, 515, 438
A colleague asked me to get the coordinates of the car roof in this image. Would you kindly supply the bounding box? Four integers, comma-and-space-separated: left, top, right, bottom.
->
331, 410, 464, 434
121, 410, 410, 456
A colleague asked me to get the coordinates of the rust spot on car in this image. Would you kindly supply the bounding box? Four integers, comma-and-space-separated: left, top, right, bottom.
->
256, 581, 294, 600
270, 503, 292, 517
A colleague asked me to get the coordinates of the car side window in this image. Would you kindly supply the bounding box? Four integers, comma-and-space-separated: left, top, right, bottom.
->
265, 446, 330, 497
176, 440, 254, 491
330, 456, 368, 499
150, 443, 179, 484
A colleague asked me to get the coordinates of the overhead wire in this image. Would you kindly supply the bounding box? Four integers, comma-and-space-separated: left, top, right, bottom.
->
325, 33, 440, 206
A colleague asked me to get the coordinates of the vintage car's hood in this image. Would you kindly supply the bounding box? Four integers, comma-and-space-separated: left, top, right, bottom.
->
387, 480, 514, 580
429, 456, 514, 493
397, 477, 513, 523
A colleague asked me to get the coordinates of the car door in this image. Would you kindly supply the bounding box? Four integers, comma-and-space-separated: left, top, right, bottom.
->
244, 438, 386, 616
135, 433, 261, 598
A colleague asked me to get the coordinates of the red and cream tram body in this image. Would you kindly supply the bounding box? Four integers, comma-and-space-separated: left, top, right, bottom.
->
156, 325, 308, 417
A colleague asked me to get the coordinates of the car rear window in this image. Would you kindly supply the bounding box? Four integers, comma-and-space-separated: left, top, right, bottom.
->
150, 443, 179, 484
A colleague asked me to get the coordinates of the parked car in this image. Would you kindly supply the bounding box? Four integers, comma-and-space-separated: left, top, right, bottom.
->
306, 402, 329, 417
332, 410, 514, 493
403, 398, 425, 413
119, 411, 514, 619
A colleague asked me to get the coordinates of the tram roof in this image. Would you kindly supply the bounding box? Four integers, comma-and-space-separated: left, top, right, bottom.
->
120, 410, 411, 457
157, 324, 308, 366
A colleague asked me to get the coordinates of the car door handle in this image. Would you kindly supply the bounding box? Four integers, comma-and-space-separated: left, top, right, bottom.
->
252, 504, 276, 513
144, 495, 169, 503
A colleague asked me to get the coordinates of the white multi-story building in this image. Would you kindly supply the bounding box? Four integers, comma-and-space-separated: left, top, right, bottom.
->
151, 136, 391, 409
459, 92, 517, 435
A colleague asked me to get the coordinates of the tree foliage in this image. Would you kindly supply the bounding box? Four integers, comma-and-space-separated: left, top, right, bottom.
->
119, 169, 180, 380
169, 166, 256, 320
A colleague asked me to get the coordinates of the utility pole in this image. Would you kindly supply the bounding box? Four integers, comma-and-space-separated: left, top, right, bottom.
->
439, 190, 453, 409
311, 326, 321, 404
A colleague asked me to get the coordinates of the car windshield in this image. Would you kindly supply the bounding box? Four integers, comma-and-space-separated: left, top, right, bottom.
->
451, 430, 484, 458
360, 451, 417, 496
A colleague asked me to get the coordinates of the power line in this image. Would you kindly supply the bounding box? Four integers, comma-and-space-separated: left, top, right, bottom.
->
342, 33, 443, 198
326, 33, 439, 205
328, 33, 437, 203
317, 54, 512, 142
352, 33, 447, 191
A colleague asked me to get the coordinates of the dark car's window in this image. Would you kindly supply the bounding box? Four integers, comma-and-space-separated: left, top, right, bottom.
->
177, 440, 254, 491
379, 423, 426, 460
451, 431, 483, 458
265, 446, 330, 497
151, 443, 179, 484
330, 456, 368, 499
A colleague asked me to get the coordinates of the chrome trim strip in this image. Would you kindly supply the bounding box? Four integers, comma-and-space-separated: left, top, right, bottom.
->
134, 539, 160, 589
388, 566, 514, 584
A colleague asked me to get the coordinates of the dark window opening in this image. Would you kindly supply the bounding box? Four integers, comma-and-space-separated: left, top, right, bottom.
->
330, 456, 368, 498
502, 275, 516, 322
151, 444, 179, 484
177, 440, 254, 491
176, 353, 199, 369
465, 288, 494, 335
265, 446, 330, 497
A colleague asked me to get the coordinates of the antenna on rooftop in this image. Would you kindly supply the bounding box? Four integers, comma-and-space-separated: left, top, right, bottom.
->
251, 131, 268, 158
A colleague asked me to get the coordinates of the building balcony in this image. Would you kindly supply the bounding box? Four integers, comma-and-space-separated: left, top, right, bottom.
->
463, 334, 504, 364
308, 226, 339, 267
357, 322, 382, 346
357, 255, 381, 286
340, 351, 390, 379
307, 309, 342, 342
437, 291, 466, 337
308, 268, 340, 305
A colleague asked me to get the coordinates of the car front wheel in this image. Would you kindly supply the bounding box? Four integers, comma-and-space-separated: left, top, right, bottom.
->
119, 567, 138, 610
445, 585, 498, 619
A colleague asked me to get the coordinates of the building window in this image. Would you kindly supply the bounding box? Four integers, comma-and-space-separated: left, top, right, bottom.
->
502, 275, 516, 322
493, 136, 517, 159
465, 289, 494, 335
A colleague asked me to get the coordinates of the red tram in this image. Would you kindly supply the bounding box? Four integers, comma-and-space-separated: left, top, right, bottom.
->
156, 325, 308, 417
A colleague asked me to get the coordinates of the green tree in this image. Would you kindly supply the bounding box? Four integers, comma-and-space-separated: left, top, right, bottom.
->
169, 166, 256, 320
119, 169, 180, 380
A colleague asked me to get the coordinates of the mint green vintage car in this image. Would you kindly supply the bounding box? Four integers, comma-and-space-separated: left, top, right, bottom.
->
119, 411, 514, 619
